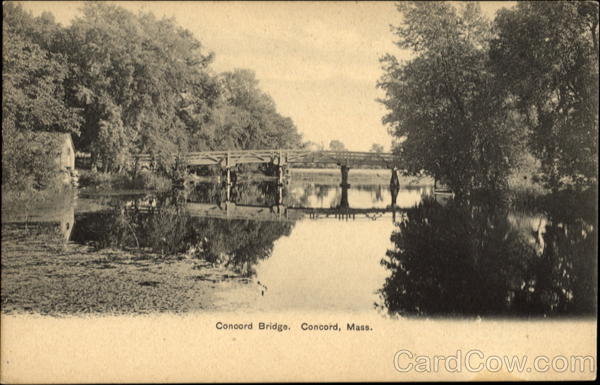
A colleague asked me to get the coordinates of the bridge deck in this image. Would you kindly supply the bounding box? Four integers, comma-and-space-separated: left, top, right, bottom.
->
134, 150, 400, 168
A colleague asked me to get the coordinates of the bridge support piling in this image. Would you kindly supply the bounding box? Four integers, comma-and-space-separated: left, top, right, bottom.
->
276, 165, 287, 186
226, 178, 231, 202
339, 165, 351, 210
390, 167, 400, 223
277, 184, 284, 206
340, 184, 350, 209
340, 165, 350, 188
390, 167, 400, 190
275, 151, 288, 186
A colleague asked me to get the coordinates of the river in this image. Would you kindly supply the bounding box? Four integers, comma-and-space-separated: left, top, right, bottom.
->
1, 170, 596, 318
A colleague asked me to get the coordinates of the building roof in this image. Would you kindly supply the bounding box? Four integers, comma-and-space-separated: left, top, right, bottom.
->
28, 131, 74, 149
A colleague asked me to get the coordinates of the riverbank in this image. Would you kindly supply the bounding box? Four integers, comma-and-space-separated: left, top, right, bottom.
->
0, 224, 252, 315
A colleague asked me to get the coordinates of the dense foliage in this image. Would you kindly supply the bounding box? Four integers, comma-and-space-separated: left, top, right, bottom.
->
379, 1, 598, 194
369, 143, 384, 153
2, 3, 301, 191
328, 139, 346, 151
490, 1, 599, 191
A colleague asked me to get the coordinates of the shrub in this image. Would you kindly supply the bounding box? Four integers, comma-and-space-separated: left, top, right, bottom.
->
2, 130, 65, 194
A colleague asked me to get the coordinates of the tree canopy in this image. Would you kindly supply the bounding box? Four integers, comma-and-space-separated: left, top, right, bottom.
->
2, 2, 301, 185
329, 139, 347, 151
198, 69, 301, 151
378, 2, 523, 195
379, 1, 598, 194
490, 1, 598, 191
369, 143, 384, 153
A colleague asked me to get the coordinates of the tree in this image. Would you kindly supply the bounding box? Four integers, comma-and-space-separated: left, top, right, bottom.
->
62, 2, 219, 171
490, 2, 599, 191
2, 4, 82, 191
3, 2, 302, 187
214, 69, 300, 149
378, 2, 524, 195
329, 139, 346, 151
198, 69, 301, 151
2, 4, 82, 136
370, 143, 384, 153
302, 141, 324, 151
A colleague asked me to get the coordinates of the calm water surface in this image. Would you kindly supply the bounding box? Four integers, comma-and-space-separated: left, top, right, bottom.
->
2, 178, 596, 318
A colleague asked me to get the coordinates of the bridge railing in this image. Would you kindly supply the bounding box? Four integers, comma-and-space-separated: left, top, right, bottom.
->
131, 149, 401, 167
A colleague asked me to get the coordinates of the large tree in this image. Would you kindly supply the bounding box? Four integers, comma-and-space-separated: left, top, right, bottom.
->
196, 69, 301, 151
378, 2, 524, 195
61, 2, 219, 171
490, 2, 599, 191
2, 3, 81, 136
3, 2, 301, 186
2, 3, 82, 191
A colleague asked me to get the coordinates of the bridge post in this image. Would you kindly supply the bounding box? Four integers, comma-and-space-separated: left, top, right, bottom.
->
226, 178, 231, 202
390, 167, 400, 223
340, 165, 350, 188
338, 164, 351, 210
218, 152, 236, 203
220, 151, 237, 189
275, 150, 288, 186
225, 200, 235, 218
390, 167, 400, 190
277, 184, 284, 205
339, 183, 350, 209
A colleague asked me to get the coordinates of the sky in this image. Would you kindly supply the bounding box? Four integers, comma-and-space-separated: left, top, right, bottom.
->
20, 1, 515, 151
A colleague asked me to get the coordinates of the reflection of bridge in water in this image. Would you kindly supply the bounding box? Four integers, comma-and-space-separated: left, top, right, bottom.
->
182, 202, 408, 222
133, 182, 410, 222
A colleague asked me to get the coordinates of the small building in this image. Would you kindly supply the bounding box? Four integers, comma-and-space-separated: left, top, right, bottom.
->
28, 131, 78, 186
30, 131, 75, 171
54, 132, 75, 170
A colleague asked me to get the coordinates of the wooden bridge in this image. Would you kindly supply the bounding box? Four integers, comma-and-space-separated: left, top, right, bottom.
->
135, 149, 400, 168
134, 149, 403, 188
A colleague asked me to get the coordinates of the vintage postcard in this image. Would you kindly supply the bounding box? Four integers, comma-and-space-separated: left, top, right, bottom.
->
1, 0, 597, 382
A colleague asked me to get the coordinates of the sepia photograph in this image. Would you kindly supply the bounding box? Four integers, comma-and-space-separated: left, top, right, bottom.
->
1, 0, 598, 382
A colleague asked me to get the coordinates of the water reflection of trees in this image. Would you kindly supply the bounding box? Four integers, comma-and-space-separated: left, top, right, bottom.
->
189, 182, 283, 206
379, 196, 596, 318
70, 193, 294, 276
188, 218, 293, 276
